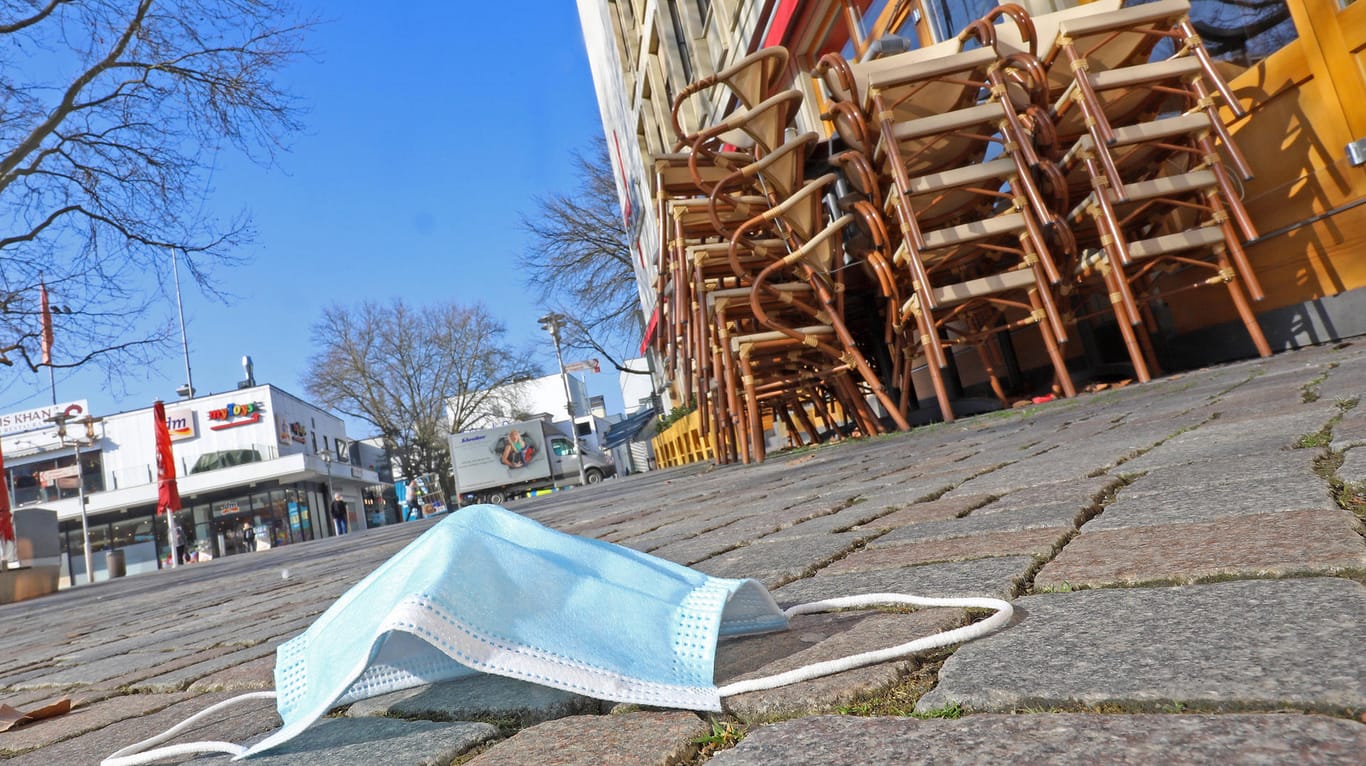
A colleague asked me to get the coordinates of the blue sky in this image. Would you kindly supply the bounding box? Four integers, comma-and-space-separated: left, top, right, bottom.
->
4, 2, 623, 431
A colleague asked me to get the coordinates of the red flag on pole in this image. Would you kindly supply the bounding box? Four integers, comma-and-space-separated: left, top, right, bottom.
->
153, 401, 182, 515
39, 281, 54, 366
0, 438, 14, 548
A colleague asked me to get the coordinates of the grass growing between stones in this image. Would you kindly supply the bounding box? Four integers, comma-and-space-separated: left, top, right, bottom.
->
1295, 428, 1333, 449
832, 647, 955, 717
1012, 697, 1363, 719
691, 719, 747, 760
1300, 362, 1338, 403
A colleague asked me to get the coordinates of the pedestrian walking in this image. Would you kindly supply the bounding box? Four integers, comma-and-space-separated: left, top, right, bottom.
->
330, 492, 349, 535
241, 521, 256, 553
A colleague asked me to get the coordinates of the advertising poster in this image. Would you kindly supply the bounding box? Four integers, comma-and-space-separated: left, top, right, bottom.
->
450, 423, 552, 491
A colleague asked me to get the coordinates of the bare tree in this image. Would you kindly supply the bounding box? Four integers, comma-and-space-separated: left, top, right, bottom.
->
0, 0, 311, 388
519, 136, 648, 373
303, 300, 538, 495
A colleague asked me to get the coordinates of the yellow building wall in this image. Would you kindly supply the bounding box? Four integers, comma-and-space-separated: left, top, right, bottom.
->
1166, 0, 1366, 332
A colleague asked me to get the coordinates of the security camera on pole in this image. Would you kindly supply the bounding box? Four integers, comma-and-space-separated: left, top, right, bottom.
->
538, 313, 588, 488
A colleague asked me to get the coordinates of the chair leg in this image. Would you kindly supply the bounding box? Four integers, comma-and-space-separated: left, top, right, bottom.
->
1206, 188, 1265, 301
814, 279, 913, 432
974, 331, 1012, 406
738, 351, 764, 464
1031, 291, 1077, 398
777, 404, 802, 448
1215, 247, 1273, 358
926, 339, 958, 423
1100, 265, 1153, 383
792, 399, 822, 445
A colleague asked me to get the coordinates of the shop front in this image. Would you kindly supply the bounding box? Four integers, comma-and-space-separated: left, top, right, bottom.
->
58, 479, 335, 577
3, 387, 388, 585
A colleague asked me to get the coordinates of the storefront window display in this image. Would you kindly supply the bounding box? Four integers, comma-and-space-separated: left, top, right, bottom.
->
52, 478, 345, 581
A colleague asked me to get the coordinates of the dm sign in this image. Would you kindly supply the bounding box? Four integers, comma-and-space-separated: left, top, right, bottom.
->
207, 401, 264, 431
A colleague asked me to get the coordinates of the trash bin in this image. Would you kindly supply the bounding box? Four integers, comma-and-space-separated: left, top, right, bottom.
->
105, 549, 126, 578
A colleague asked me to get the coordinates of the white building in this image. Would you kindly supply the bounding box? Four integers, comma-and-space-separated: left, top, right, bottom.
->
0, 385, 383, 585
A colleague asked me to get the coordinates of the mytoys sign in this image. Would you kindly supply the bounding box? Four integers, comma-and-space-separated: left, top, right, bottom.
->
207, 401, 264, 430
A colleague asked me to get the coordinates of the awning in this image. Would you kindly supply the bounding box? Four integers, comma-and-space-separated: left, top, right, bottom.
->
603, 406, 659, 450
639, 306, 661, 355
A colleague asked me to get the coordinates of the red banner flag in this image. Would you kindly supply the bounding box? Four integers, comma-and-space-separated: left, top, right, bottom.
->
39, 281, 53, 366
153, 401, 182, 515
0, 439, 14, 545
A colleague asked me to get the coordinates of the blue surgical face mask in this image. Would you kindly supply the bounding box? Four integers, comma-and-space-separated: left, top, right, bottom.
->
104, 505, 1012, 764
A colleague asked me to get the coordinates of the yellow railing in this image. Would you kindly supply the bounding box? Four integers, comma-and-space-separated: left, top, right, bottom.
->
651, 409, 713, 467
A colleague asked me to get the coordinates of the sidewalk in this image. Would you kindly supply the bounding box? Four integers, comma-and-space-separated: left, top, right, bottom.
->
1, 342, 1362, 764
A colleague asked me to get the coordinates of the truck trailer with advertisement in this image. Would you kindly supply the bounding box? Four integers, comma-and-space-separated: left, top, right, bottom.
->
449, 419, 615, 505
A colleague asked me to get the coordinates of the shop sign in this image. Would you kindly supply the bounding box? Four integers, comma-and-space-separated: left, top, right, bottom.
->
166, 407, 196, 441
37, 465, 80, 485
0, 399, 88, 436
208, 401, 264, 430
288, 422, 308, 444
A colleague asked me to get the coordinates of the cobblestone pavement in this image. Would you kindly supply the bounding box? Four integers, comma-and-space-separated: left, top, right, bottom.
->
2, 342, 1364, 765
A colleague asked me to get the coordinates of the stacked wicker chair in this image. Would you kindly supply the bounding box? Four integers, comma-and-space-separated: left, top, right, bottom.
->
992, 0, 1270, 380
648, 1, 1268, 462
654, 47, 908, 463
816, 9, 1077, 422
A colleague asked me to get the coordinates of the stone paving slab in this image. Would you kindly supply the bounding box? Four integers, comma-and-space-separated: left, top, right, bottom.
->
854, 470, 991, 508
1331, 409, 1366, 452
346, 674, 601, 725
207, 717, 498, 766
715, 609, 961, 721
127, 642, 279, 693
188, 652, 276, 692
0, 691, 193, 757
870, 504, 1083, 547
748, 504, 892, 543
852, 494, 990, 530
917, 578, 1366, 715
1116, 451, 1322, 497
827, 527, 1070, 573
1037, 509, 1366, 588
948, 446, 1120, 495
693, 531, 868, 586
1089, 474, 1337, 530
973, 474, 1121, 512
463, 711, 708, 766
6, 691, 274, 765
1119, 409, 1337, 473
772, 556, 1033, 604
706, 713, 1366, 765
1338, 445, 1366, 485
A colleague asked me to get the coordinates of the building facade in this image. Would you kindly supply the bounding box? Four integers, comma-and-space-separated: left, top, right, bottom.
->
0, 385, 384, 585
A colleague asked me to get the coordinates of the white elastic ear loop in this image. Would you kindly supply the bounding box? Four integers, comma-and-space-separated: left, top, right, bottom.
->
716, 593, 1013, 697
100, 691, 277, 766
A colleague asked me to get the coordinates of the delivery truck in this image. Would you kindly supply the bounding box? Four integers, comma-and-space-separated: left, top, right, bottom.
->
449, 419, 616, 505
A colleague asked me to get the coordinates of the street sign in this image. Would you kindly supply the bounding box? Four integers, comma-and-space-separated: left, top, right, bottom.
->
564, 359, 601, 374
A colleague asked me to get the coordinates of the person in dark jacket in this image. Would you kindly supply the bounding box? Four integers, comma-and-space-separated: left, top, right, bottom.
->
329, 492, 349, 535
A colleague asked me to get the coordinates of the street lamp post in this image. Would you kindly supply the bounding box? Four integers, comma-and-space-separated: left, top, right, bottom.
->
538, 312, 588, 488
45, 412, 103, 585
319, 450, 335, 533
